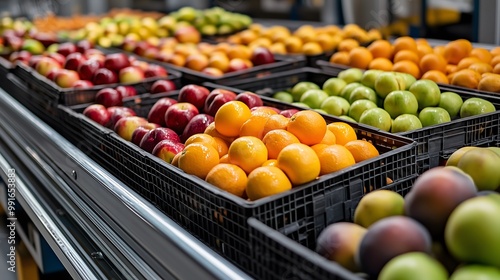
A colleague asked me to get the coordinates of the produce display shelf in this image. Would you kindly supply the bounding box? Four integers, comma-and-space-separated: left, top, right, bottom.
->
220, 67, 500, 173
52, 87, 417, 278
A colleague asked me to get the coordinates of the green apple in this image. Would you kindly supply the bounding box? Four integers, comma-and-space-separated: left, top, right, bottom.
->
374, 72, 406, 99
361, 69, 383, 89
457, 148, 500, 191
409, 79, 441, 110
445, 195, 500, 267
322, 77, 347, 96
291, 102, 310, 109
348, 86, 378, 104
338, 115, 357, 123
383, 90, 419, 119
338, 68, 364, 83
46, 43, 59, 53
450, 265, 500, 280
359, 108, 392, 132
273, 91, 294, 103
291, 81, 320, 102
340, 82, 363, 101
314, 108, 328, 115
379, 252, 448, 280
300, 89, 329, 109
21, 39, 45, 55
439, 91, 463, 118
320, 96, 350, 116
460, 97, 496, 118
419, 107, 451, 127
349, 99, 378, 122
391, 114, 423, 133
395, 72, 417, 90
446, 146, 477, 167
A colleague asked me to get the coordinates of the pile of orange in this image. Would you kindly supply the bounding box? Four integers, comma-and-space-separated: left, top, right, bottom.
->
225, 23, 383, 56
174, 101, 381, 201
329, 37, 500, 93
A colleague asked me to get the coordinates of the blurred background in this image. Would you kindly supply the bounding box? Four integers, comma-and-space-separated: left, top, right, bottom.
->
0, 0, 498, 44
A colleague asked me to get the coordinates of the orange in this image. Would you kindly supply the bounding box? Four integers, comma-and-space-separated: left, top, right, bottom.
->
367, 39, 393, 59
450, 69, 481, 89
393, 50, 419, 64
262, 129, 300, 159
330, 51, 350, 65
421, 70, 449, 84
417, 44, 433, 58
178, 143, 219, 179
468, 62, 493, 74
327, 122, 357, 145
312, 144, 356, 175
494, 64, 500, 74
228, 136, 268, 174
239, 115, 269, 139
227, 45, 252, 60
491, 47, 500, 57
250, 106, 278, 117
392, 36, 418, 54
456, 56, 481, 71
392, 60, 421, 78
348, 47, 373, 69
337, 38, 360, 52
368, 57, 393, 71
344, 140, 380, 163
433, 45, 446, 57
184, 133, 217, 149
446, 64, 458, 75
277, 143, 321, 185
443, 39, 472, 64
246, 166, 292, 201
204, 122, 234, 144
416, 38, 430, 46
320, 129, 337, 145
478, 74, 500, 93
219, 154, 229, 163
491, 56, 500, 68
214, 101, 252, 137
206, 163, 247, 198
419, 53, 447, 73
261, 159, 278, 167
262, 114, 290, 136
470, 48, 493, 64
213, 137, 229, 157
171, 152, 181, 167
286, 110, 327, 146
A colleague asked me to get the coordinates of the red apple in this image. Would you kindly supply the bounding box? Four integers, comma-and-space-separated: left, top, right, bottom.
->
93, 68, 118, 85
114, 116, 149, 141
95, 88, 122, 107
204, 89, 237, 116
251, 106, 281, 114
28, 55, 44, 69
54, 69, 80, 88
201, 67, 224, 77
108, 107, 136, 128
279, 108, 300, 118
144, 64, 168, 78
180, 114, 214, 143
147, 97, 178, 126
4, 35, 22, 51
47, 52, 66, 66
139, 127, 181, 153
235, 91, 263, 109
150, 80, 176, 94
64, 52, 87, 71
46, 68, 60, 81
57, 42, 78, 57
142, 47, 160, 60
152, 140, 185, 164
251, 47, 275, 66
116, 86, 137, 98
131, 123, 160, 146
83, 104, 111, 126
76, 40, 94, 53
133, 41, 154, 56
78, 59, 101, 81
164, 102, 199, 134
228, 58, 250, 72
9, 50, 32, 64
72, 80, 94, 88
84, 48, 104, 57
104, 53, 131, 72
30, 32, 58, 48
178, 84, 210, 111
122, 41, 137, 53
174, 26, 201, 44
35, 56, 62, 76
85, 51, 105, 65
130, 60, 150, 71
119, 66, 145, 84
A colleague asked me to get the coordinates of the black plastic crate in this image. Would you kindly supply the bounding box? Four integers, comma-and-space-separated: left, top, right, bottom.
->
11, 59, 182, 107
54, 88, 417, 276
221, 67, 500, 173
